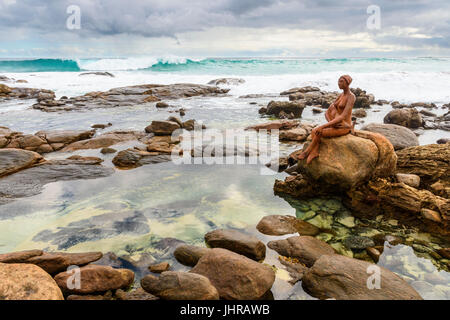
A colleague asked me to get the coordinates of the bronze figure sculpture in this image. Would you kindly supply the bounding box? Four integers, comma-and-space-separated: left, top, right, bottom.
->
296, 75, 356, 164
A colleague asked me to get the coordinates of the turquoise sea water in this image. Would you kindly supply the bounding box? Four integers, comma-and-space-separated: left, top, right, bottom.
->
1, 57, 450, 74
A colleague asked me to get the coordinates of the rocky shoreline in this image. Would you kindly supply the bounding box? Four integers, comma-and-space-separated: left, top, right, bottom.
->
0, 80, 449, 300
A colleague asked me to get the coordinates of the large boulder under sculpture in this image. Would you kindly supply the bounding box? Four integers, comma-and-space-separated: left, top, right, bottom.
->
296, 130, 397, 190
302, 254, 422, 300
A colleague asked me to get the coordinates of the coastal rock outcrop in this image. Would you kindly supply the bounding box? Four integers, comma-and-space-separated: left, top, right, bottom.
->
396, 144, 449, 197
344, 178, 450, 238
32, 83, 230, 112
0, 127, 96, 154
62, 131, 147, 151
0, 84, 55, 101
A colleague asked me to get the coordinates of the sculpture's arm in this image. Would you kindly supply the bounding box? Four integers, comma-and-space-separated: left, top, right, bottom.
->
318, 94, 355, 130
325, 104, 335, 121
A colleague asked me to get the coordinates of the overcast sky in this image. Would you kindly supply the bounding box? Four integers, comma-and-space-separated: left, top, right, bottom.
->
0, 0, 449, 58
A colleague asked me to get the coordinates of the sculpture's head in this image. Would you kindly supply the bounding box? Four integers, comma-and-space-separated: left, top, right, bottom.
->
338, 75, 352, 90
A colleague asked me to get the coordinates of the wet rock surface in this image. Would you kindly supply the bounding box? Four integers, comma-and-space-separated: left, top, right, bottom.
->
54, 264, 134, 295
0, 127, 96, 154
256, 215, 320, 236
302, 254, 422, 300
267, 236, 335, 267
0, 157, 113, 206
141, 271, 219, 300
191, 248, 276, 300
204, 229, 266, 261
396, 144, 449, 197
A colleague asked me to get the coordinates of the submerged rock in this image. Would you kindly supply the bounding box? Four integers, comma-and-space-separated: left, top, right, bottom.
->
302, 254, 422, 300
0, 157, 113, 205
204, 229, 266, 261
33, 210, 151, 250
343, 235, 375, 250
141, 271, 219, 300
190, 248, 275, 300
0, 263, 64, 300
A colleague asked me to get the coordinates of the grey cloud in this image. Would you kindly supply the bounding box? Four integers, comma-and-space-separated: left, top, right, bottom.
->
0, 0, 449, 51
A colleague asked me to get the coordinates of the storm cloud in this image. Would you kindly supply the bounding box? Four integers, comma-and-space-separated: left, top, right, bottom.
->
0, 0, 449, 56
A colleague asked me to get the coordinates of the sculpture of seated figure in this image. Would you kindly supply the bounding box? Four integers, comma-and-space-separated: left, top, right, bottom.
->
296, 75, 356, 164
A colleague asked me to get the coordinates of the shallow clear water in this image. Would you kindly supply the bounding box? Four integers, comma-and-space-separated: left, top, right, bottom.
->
0, 57, 449, 299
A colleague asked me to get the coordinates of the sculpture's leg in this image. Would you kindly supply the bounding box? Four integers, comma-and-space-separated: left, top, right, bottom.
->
297, 131, 320, 160
306, 128, 351, 164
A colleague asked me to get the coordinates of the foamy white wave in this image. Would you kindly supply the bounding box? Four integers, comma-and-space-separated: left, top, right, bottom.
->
77, 56, 199, 71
